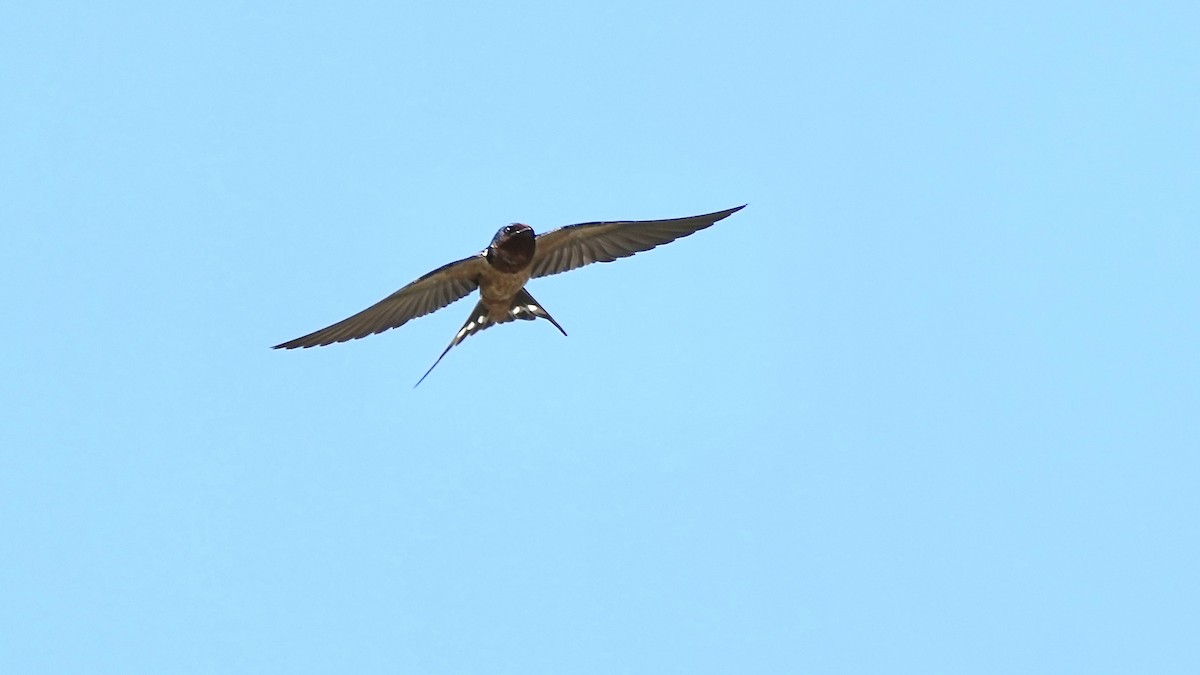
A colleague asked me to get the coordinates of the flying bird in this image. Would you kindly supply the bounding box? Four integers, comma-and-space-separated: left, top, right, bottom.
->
274, 204, 746, 385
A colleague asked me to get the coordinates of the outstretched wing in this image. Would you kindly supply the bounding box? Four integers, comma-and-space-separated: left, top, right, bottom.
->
273, 254, 488, 349
530, 205, 745, 279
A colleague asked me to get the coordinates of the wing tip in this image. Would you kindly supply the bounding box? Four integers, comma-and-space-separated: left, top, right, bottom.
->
272, 335, 340, 349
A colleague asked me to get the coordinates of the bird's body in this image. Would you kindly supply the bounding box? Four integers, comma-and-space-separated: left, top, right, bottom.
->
479, 268, 530, 318
274, 205, 745, 384
478, 226, 535, 318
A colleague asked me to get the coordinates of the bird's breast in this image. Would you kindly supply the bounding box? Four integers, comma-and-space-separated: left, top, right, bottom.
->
479, 267, 531, 303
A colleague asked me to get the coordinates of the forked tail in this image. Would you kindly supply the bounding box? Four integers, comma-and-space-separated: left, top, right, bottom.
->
415, 288, 567, 387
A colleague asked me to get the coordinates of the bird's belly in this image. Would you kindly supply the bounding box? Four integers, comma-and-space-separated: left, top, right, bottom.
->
479, 268, 531, 318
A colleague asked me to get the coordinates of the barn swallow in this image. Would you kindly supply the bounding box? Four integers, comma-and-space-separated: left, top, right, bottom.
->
274, 204, 745, 385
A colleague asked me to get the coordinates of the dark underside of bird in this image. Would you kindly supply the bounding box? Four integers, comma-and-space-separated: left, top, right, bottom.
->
273, 204, 745, 385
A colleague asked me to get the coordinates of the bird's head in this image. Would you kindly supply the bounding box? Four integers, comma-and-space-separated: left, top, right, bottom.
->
486, 223, 536, 273
492, 223, 534, 246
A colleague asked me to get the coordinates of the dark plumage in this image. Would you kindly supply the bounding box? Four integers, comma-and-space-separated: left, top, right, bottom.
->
274, 205, 746, 384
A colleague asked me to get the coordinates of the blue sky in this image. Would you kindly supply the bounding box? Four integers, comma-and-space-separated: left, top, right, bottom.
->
2, 1, 1197, 673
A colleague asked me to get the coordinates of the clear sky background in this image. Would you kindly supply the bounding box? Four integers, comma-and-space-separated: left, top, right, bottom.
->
2, 2, 1197, 673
